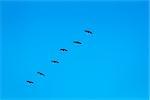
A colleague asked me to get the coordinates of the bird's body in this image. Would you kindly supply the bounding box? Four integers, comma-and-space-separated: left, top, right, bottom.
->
60, 48, 68, 51
26, 80, 34, 84
73, 41, 82, 44
51, 60, 59, 63
84, 30, 93, 34
37, 72, 45, 76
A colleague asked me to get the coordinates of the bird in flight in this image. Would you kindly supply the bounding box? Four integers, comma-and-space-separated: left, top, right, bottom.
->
84, 30, 93, 34
73, 41, 82, 44
37, 72, 45, 76
26, 80, 34, 84
60, 48, 68, 51
51, 60, 59, 63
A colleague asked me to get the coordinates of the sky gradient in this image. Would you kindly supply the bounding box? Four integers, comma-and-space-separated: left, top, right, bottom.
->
1, 1, 149, 100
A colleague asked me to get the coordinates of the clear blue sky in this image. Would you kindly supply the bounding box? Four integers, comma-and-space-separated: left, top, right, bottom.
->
1, 1, 148, 100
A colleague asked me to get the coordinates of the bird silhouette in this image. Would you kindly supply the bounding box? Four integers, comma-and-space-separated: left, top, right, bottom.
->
73, 41, 82, 44
37, 72, 45, 76
51, 60, 59, 63
26, 27, 94, 87
60, 48, 68, 51
84, 30, 93, 34
26, 80, 34, 84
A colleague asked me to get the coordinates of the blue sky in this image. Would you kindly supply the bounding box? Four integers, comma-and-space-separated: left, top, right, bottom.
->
1, 1, 149, 100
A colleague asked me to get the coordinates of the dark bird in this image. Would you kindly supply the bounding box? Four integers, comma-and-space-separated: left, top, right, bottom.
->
37, 72, 45, 76
60, 48, 68, 51
73, 41, 82, 44
84, 30, 93, 34
26, 80, 34, 84
51, 60, 59, 63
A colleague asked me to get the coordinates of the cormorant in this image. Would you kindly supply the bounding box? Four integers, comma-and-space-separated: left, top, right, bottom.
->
51, 60, 59, 63
26, 80, 34, 84
84, 30, 93, 34
73, 41, 82, 44
37, 72, 45, 76
60, 48, 68, 51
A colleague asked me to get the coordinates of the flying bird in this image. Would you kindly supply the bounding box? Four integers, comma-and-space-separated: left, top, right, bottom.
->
26, 80, 34, 84
37, 72, 45, 76
73, 41, 82, 44
60, 48, 68, 51
84, 30, 93, 34
51, 60, 59, 63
